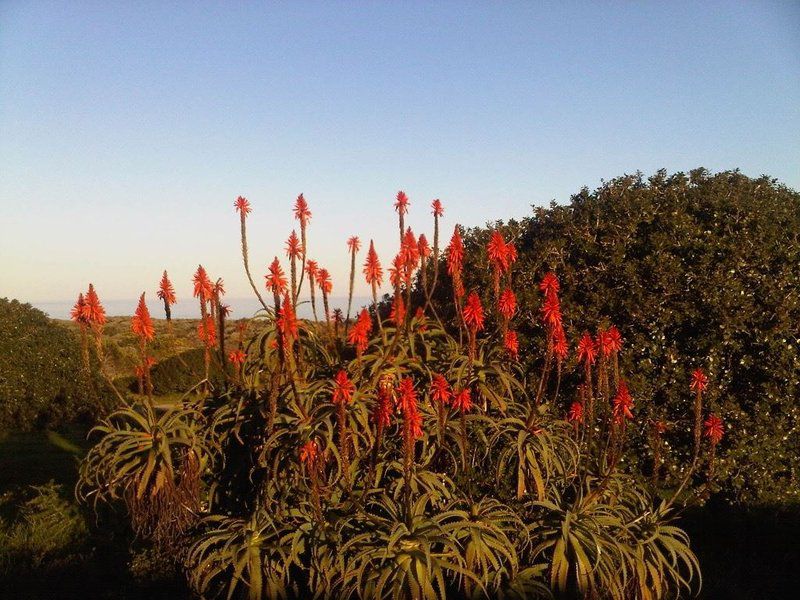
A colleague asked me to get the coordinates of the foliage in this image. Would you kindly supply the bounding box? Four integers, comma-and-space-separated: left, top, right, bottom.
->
0, 482, 89, 576
443, 169, 800, 505
0, 298, 101, 431
77, 191, 708, 599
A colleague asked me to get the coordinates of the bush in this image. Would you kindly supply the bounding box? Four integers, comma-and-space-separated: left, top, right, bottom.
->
78, 193, 707, 599
444, 169, 800, 505
0, 298, 99, 430
130, 348, 224, 395
0, 482, 89, 575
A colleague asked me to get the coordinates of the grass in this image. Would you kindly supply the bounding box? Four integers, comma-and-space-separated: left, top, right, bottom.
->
0, 425, 90, 493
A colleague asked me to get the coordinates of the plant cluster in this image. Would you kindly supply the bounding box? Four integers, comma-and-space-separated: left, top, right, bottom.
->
0, 299, 101, 430
77, 192, 719, 599
439, 169, 799, 505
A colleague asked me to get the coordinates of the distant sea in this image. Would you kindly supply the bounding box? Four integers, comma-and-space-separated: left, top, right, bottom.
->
31, 296, 375, 321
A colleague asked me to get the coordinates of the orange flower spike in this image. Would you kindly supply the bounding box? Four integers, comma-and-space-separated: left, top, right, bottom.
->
567, 401, 584, 424
389, 254, 403, 289
317, 268, 332, 294
234, 195, 252, 216
462, 292, 485, 332
305, 259, 319, 279
131, 293, 155, 341
300, 440, 319, 465
498, 288, 517, 320
431, 198, 444, 217
347, 236, 361, 254
228, 349, 246, 366
417, 234, 431, 259
452, 388, 472, 413
265, 258, 288, 295
285, 230, 302, 259
293, 193, 312, 227
332, 370, 355, 405
430, 374, 452, 406
539, 272, 560, 297
690, 368, 709, 392
70, 293, 87, 324
347, 308, 372, 355
157, 271, 176, 305
446, 226, 464, 276
486, 231, 509, 270
541, 294, 562, 329
390, 295, 406, 324
363, 240, 383, 286
607, 325, 623, 353
82, 283, 107, 326
612, 381, 635, 422
394, 190, 409, 215
704, 413, 725, 445
193, 265, 214, 302
504, 330, 519, 359
552, 324, 569, 361
197, 314, 217, 347
577, 332, 597, 365
276, 293, 299, 345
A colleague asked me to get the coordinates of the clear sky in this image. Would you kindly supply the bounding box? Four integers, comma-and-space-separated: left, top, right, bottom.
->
1, 1, 798, 310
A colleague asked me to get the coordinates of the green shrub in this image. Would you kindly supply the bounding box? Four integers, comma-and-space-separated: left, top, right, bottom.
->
0, 482, 89, 575
442, 169, 800, 505
127, 348, 223, 395
0, 299, 100, 431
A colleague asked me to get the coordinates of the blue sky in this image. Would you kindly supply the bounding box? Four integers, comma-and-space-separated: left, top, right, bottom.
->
1, 1, 798, 310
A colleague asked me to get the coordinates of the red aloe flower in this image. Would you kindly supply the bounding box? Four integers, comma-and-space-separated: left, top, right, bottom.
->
704, 413, 724, 445
504, 330, 519, 358
400, 228, 420, 279
413, 307, 427, 332
553, 324, 569, 361
452, 388, 472, 413
305, 259, 319, 279
193, 266, 214, 302
390, 294, 406, 324
197, 314, 217, 347
71, 293, 87, 324
347, 308, 372, 355
82, 284, 107, 326
397, 377, 418, 413
157, 271, 176, 305
332, 370, 355, 405
690, 368, 709, 392
373, 384, 393, 428
463, 292, 485, 331
607, 325, 623, 353
394, 190, 409, 215
577, 333, 597, 365
276, 294, 299, 346
293, 193, 312, 226
447, 227, 464, 276
389, 255, 403, 289
285, 231, 302, 259
539, 272, 560, 297
431, 198, 444, 217
417, 234, 431, 258
498, 288, 517, 320
131, 293, 155, 341
300, 440, 319, 465
317, 268, 332, 294
596, 327, 614, 359
228, 349, 246, 366
265, 258, 288, 295
363, 241, 383, 286
234, 195, 252, 216
219, 303, 232, 318
540, 293, 562, 329
347, 236, 361, 253
612, 381, 634, 422
567, 401, 584, 424
430, 374, 452, 406
407, 409, 423, 439
486, 231, 510, 271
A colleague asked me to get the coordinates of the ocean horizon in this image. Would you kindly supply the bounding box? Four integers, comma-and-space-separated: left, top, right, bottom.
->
28, 295, 376, 321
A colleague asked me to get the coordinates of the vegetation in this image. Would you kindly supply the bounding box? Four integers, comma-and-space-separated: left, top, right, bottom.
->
74, 191, 719, 599
439, 169, 800, 505
0, 299, 101, 431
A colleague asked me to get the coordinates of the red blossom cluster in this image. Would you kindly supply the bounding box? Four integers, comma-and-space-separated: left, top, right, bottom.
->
397, 377, 423, 439
612, 381, 634, 423
539, 272, 568, 362
704, 413, 724, 445
430, 374, 452, 406
332, 370, 355, 405
131, 293, 155, 342
347, 309, 373, 356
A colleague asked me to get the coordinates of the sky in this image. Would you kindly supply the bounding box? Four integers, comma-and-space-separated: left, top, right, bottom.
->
1, 1, 798, 314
